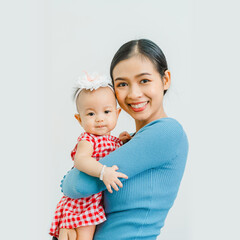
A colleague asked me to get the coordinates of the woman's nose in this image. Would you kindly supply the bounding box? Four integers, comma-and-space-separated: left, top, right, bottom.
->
128, 84, 143, 99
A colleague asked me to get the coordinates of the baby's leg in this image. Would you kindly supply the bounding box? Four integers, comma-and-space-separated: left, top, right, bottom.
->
58, 228, 77, 240
76, 225, 96, 240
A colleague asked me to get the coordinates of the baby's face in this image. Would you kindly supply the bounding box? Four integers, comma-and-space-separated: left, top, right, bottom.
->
75, 87, 121, 136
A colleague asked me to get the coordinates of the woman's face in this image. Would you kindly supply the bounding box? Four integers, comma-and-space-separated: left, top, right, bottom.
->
112, 55, 171, 130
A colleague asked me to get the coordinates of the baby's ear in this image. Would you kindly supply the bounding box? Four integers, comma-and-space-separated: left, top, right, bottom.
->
74, 114, 82, 124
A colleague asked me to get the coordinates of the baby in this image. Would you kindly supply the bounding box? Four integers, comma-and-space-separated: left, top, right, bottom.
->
49, 73, 128, 240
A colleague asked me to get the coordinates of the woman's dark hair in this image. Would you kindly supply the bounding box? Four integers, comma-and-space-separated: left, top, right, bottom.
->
110, 39, 169, 95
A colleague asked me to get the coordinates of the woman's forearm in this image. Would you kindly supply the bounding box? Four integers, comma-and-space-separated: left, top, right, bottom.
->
61, 167, 106, 199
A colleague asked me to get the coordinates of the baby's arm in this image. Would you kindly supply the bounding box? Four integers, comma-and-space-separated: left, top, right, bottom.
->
74, 140, 128, 193
74, 140, 102, 177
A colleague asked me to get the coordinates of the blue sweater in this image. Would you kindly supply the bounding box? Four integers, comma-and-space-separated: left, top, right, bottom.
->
61, 118, 188, 240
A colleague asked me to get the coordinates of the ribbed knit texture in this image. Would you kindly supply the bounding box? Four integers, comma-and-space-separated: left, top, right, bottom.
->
62, 118, 188, 240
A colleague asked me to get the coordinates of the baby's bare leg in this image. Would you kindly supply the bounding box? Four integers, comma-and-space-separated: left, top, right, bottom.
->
59, 228, 77, 240
76, 225, 96, 240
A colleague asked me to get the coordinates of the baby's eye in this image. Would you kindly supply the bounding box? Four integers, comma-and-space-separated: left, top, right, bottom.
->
117, 82, 128, 87
140, 79, 150, 84
87, 112, 95, 116
104, 110, 111, 114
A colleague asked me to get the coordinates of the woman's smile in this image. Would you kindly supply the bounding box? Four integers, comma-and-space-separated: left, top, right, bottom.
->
128, 101, 149, 112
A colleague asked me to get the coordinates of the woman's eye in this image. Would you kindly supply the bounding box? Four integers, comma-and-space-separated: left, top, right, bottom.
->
117, 82, 128, 87
87, 112, 94, 116
140, 79, 149, 84
104, 110, 111, 114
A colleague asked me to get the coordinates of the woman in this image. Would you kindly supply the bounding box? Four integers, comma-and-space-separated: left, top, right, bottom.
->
60, 39, 189, 240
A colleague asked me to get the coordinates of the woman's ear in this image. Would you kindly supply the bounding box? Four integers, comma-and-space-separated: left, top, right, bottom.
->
74, 114, 82, 125
163, 70, 171, 90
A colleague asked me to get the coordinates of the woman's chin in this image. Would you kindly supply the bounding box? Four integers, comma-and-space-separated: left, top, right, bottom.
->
129, 112, 150, 122
126, 106, 150, 121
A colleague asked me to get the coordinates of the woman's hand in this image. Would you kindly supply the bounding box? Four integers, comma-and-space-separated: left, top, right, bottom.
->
119, 131, 132, 144
102, 165, 128, 193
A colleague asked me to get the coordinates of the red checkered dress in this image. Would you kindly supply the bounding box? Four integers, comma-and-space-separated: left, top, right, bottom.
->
49, 132, 122, 238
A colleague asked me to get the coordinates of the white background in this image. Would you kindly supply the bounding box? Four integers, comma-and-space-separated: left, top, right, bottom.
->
1, 0, 240, 239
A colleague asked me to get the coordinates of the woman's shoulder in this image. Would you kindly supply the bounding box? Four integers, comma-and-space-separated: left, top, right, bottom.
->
151, 117, 182, 126
138, 118, 184, 136
132, 118, 187, 155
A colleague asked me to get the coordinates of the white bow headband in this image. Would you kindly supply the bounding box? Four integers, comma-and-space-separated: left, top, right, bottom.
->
74, 72, 114, 102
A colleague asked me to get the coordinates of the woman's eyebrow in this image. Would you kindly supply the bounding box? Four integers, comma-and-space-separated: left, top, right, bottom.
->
135, 73, 151, 78
114, 77, 126, 81
114, 73, 151, 81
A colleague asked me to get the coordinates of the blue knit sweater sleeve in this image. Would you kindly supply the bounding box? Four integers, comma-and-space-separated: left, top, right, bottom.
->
61, 118, 185, 199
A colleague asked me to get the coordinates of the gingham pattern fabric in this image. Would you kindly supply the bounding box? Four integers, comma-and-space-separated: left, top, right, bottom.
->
49, 132, 122, 238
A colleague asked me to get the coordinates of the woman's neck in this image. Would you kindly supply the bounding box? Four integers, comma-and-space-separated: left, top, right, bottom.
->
135, 111, 168, 132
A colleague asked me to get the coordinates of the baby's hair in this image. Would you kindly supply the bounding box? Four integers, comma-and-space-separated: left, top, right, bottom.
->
73, 72, 114, 103
73, 87, 80, 101
73, 83, 114, 102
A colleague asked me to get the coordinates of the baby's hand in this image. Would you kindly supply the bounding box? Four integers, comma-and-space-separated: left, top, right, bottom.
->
103, 165, 128, 193
119, 131, 132, 144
